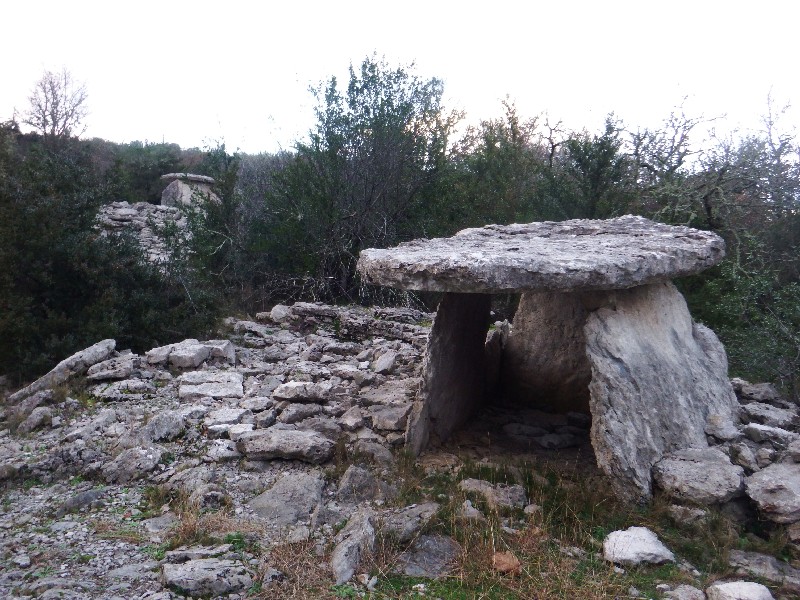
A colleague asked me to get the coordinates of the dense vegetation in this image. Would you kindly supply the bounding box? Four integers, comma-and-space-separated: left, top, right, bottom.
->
1, 57, 798, 397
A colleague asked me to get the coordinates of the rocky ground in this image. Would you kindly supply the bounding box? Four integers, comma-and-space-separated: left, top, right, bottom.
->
1, 302, 799, 599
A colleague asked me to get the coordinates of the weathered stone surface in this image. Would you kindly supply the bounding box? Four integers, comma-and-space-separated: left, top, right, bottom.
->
585, 281, 739, 501
368, 404, 411, 431
663, 584, 706, 600
97, 201, 187, 264
102, 446, 163, 484
395, 535, 462, 578
161, 558, 252, 596
409, 293, 490, 452
357, 216, 724, 293
160, 173, 219, 208
331, 509, 375, 584
603, 526, 675, 566
268, 304, 293, 323
381, 502, 440, 543
17, 406, 54, 434
236, 428, 334, 464
9, 339, 116, 403
744, 423, 799, 447
272, 381, 332, 403
741, 402, 798, 429
338, 465, 394, 503
652, 448, 744, 505
706, 581, 775, 600
139, 410, 185, 442
745, 463, 800, 523
205, 408, 253, 427
86, 355, 136, 381
178, 371, 243, 400
732, 378, 786, 406
458, 478, 526, 510
278, 403, 322, 424
169, 341, 212, 368
372, 350, 397, 374
729, 549, 800, 594
248, 472, 324, 527
502, 291, 592, 412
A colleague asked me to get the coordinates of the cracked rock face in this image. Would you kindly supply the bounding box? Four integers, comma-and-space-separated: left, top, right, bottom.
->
357, 215, 724, 293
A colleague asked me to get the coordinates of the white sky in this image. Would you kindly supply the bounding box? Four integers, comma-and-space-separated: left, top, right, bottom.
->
2, 1, 797, 154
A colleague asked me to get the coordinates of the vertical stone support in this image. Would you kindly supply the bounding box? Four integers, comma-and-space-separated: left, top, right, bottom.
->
501, 291, 593, 413
584, 281, 739, 502
405, 293, 491, 453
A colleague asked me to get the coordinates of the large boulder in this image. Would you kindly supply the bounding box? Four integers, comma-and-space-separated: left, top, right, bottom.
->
248, 471, 324, 527
357, 215, 724, 293
585, 282, 739, 501
745, 463, 800, 523
236, 428, 334, 464
603, 526, 675, 566
653, 448, 744, 505
9, 339, 116, 403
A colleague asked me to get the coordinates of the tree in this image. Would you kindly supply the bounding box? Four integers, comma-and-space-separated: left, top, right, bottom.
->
267, 55, 460, 301
22, 68, 88, 141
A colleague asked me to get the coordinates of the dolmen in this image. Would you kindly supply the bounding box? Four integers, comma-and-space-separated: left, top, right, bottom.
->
357, 215, 740, 502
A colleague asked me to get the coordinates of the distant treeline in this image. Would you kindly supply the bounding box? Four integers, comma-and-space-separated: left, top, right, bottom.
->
1, 56, 798, 396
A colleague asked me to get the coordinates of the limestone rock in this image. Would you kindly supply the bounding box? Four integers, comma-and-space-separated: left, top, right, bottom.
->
331, 509, 375, 584
741, 402, 798, 429
381, 502, 440, 543
277, 403, 322, 424
103, 446, 163, 484
603, 526, 675, 566
358, 216, 724, 293
368, 404, 411, 431
272, 381, 332, 403
732, 379, 786, 407
339, 406, 365, 431
178, 371, 243, 401
161, 558, 252, 597
395, 535, 462, 579
458, 478, 526, 510
585, 282, 739, 501
372, 350, 397, 374
706, 581, 775, 600
97, 201, 187, 264
269, 304, 293, 323
745, 463, 800, 523
160, 173, 219, 207
663, 585, 706, 600
744, 424, 799, 447
248, 472, 323, 527
140, 410, 185, 442
9, 339, 116, 403
86, 355, 136, 381
236, 428, 334, 464
729, 549, 800, 593
456, 499, 486, 522
652, 448, 744, 505
337, 465, 394, 503
17, 406, 54, 433
502, 291, 592, 413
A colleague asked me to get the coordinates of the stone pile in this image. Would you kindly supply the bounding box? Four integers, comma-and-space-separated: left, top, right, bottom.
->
1, 299, 798, 598
651, 377, 800, 541
96, 201, 188, 264
0, 302, 465, 598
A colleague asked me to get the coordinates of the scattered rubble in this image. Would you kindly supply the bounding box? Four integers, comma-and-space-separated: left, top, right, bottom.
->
1, 299, 797, 598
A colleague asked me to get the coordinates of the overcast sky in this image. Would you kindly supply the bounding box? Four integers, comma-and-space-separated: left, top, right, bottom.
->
2, 1, 797, 154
